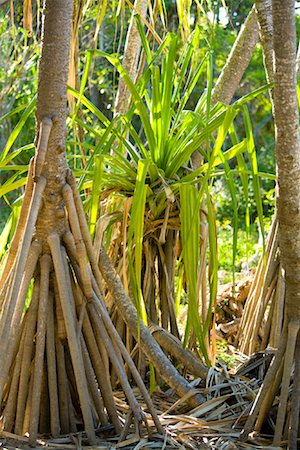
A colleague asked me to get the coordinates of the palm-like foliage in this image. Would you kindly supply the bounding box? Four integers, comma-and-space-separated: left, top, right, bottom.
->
67, 27, 267, 365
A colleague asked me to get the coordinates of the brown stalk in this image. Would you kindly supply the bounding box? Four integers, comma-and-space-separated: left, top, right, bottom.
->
273, 320, 300, 446
63, 184, 93, 299
255, 357, 284, 432
66, 382, 77, 434
53, 277, 67, 341
81, 309, 121, 432
88, 303, 144, 426
0, 240, 41, 343
288, 338, 300, 449
0, 241, 42, 402
1, 333, 25, 432
29, 254, 51, 445
46, 291, 60, 437
33, 117, 53, 181
39, 369, 50, 435
3, 175, 46, 330
66, 171, 103, 288
0, 158, 34, 292
150, 325, 208, 379
55, 338, 69, 434
92, 294, 164, 435
241, 323, 288, 438
15, 281, 40, 435
98, 246, 205, 407
0, 266, 13, 309
48, 233, 96, 444
80, 336, 109, 427
22, 371, 34, 435
269, 265, 285, 348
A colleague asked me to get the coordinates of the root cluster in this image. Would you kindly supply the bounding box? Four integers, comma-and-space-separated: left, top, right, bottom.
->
0, 166, 162, 445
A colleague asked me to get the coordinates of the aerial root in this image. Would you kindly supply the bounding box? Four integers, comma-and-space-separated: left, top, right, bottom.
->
289, 338, 300, 449
0, 241, 42, 402
45, 291, 60, 437
0, 173, 164, 444
28, 254, 51, 445
242, 320, 300, 450
241, 323, 288, 438
0, 157, 35, 292
15, 281, 40, 435
33, 117, 52, 181
273, 320, 300, 446
48, 233, 96, 445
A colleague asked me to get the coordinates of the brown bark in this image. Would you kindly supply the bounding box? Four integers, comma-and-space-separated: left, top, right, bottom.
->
242, 2, 300, 447
34, 0, 72, 248
211, 6, 259, 105
0, 0, 163, 442
273, 0, 300, 323
114, 0, 148, 115
98, 246, 205, 407
255, 0, 274, 84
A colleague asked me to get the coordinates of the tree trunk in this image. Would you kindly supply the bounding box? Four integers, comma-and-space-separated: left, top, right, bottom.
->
211, 6, 259, 105
114, 0, 148, 114
255, 0, 274, 84
242, 2, 300, 448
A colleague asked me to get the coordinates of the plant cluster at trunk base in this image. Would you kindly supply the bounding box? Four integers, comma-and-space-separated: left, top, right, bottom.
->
0, 163, 165, 445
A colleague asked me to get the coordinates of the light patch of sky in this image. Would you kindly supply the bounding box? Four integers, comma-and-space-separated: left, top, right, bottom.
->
208, 3, 300, 25
207, 7, 229, 27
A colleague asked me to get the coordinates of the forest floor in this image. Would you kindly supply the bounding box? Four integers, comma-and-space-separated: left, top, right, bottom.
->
0, 350, 279, 450
0, 271, 282, 449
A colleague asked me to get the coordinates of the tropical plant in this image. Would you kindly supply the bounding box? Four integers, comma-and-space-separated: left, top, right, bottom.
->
67, 24, 267, 367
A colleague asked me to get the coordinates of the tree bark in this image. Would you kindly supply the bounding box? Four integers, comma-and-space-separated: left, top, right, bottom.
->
255, 0, 274, 84
241, 2, 300, 447
273, 0, 300, 324
34, 0, 73, 247
0, 0, 162, 442
114, 0, 148, 114
211, 6, 259, 105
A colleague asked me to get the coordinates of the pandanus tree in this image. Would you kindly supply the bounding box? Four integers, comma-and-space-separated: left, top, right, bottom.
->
242, 1, 300, 448
0, 0, 180, 444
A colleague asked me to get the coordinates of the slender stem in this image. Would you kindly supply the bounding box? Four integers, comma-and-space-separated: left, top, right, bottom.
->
89, 303, 143, 423
241, 323, 287, 438
48, 233, 96, 444
273, 320, 300, 446
15, 280, 40, 435
22, 370, 34, 435
66, 171, 103, 288
46, 290, 60, 438
55, 338, 69, 434
0, 158, 35, 292
4, 175, 46, 326
80, 305, 121, 432
80, 336, 109, 427
0, 241, 42, 402
33, 117, 53, 181
1, 333, 25, 432
288, 337, 300, 449
92, 294, 164, 434
63, 184, 93, 299
29, 254, 51, 445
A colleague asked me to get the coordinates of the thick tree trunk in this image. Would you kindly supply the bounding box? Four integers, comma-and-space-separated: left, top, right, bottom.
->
34, 0, 72, 245
273, 2, 300, 324
242, 2, 300, 448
